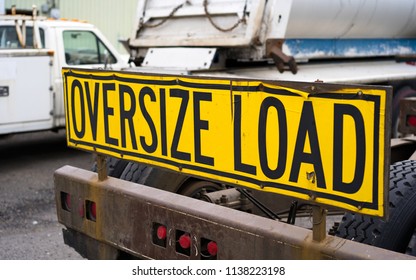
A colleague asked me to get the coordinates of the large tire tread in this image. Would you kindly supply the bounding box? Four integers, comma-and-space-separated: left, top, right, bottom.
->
336, 160, 416, 255
120, 162, 151, 185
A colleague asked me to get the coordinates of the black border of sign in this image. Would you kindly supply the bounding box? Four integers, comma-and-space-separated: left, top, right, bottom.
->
63, 69, 385, 212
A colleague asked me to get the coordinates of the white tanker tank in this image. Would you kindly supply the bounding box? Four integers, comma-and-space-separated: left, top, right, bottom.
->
284, 0, 416, 38
279, 0, 416, 60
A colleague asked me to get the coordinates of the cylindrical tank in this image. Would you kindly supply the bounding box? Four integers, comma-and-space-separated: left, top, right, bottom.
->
285, 0, 416, 38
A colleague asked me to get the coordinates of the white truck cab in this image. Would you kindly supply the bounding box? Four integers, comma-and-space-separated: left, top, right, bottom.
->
0, 10, 127, 136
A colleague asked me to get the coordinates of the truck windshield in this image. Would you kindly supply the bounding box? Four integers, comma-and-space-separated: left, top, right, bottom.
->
63, 30, 117, 65
0, 26, 45, 48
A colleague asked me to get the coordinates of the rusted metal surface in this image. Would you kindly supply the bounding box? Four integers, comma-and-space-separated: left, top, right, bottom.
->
62, 228, 120, 260
55, 165, 415, 260
95, 154, 107, 181
266, 39, 297, 74
312, 206, 327, 242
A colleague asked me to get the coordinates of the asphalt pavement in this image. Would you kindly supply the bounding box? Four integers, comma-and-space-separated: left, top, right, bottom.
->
0, 130, 92, 259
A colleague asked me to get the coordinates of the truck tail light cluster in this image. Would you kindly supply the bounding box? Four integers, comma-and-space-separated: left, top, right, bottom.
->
60, 191, 218, 259
152, 222, 218, 259
399, 97, 416, 135
60, 191, 96, 221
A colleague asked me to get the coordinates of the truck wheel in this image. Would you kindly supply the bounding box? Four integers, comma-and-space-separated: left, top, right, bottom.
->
335, 160, 416, 256
119, 162, 224, 198
177, 180, 225, 199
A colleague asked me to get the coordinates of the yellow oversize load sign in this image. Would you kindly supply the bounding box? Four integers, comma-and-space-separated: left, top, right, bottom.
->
63, 68, 391, 217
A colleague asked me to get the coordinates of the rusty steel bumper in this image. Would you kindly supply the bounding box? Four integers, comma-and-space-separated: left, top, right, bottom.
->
54, 165, 414, 260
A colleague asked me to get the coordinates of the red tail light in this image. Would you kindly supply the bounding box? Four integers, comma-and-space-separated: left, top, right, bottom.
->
207, 241, 218, 256
178, 233, 191, 249
157, 225, 167, 240
152, 223, 168, 247
407, 115, 416, 127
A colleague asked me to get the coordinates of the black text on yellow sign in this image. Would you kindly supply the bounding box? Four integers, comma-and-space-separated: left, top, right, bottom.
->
63, 69, 390, 217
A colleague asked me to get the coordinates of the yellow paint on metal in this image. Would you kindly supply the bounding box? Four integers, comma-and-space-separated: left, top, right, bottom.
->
62, 68, 390, 217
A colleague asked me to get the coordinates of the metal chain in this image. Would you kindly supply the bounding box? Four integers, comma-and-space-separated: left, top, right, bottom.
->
203, 0, 247, 32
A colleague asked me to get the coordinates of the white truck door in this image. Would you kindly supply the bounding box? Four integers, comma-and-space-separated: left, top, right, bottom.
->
0, 49, 53, 135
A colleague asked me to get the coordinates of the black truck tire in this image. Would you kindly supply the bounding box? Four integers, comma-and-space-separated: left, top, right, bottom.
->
335, 160, 416, 256
119, 162, 152, 185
